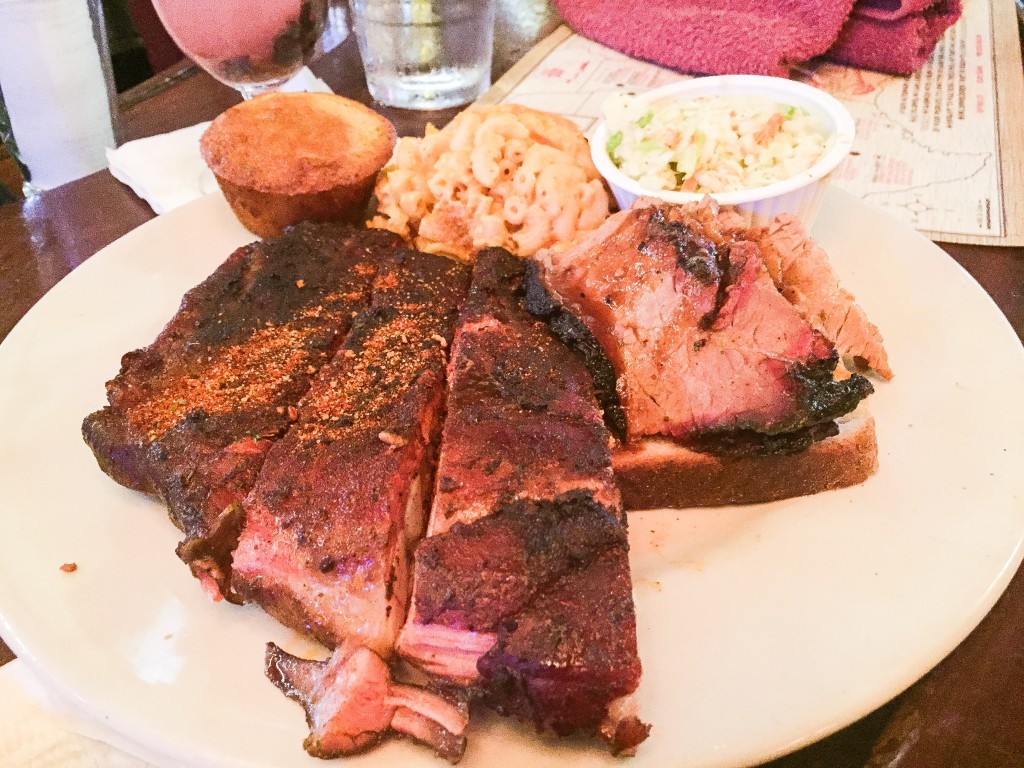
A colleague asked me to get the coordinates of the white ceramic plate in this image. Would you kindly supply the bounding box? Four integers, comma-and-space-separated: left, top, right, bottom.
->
0, 188, 1022, 768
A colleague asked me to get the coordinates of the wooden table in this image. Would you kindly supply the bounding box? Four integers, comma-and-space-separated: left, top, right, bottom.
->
2, 33, 1023, 768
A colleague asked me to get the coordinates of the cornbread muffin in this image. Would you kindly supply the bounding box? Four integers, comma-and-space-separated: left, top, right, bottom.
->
201, 92, 397, 238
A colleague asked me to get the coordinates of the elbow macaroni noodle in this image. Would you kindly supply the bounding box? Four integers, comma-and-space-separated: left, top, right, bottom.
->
369, 105, 613, 261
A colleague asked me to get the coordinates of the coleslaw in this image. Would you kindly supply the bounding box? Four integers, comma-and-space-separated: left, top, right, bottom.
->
603, 92, 834, 194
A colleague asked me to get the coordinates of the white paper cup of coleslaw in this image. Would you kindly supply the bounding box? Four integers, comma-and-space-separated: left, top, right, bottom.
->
590, 75, 856, 227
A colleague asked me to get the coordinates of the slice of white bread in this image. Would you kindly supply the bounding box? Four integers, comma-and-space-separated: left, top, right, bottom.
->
612, 404, 877, 510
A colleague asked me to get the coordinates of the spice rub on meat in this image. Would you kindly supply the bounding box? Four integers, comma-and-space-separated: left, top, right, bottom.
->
231, 250, 469, 654
534, 199, 874, 451
398, 249, 648, 756
241, 250, 477, 764
82, 224, 403, 600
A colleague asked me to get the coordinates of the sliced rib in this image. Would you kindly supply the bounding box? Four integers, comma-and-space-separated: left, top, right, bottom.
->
398, 248, 648, 754
426, 248, 620, 536
266, 642, 469, 762
82, 224, 402, 600
232, 250, 469, 654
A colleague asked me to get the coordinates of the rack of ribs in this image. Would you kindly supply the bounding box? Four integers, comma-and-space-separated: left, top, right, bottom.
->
397, 248, 649, 755
82, 223, 403, 600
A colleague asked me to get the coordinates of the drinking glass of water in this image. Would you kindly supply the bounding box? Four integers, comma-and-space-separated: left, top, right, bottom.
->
349, 0, 495, 110
150, 0, 329, 99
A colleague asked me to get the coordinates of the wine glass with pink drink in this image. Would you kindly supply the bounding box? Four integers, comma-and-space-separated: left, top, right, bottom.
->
151, 0, 329, 99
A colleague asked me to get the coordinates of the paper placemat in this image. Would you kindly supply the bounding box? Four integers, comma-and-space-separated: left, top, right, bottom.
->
481, 0, 1024, 246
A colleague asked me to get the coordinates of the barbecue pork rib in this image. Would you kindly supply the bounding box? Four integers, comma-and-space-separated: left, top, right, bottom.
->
534, 199, 873, 449
231, 249, 470, 655
424, 249, 621, 536
397, 249, 648, 756
82, 224, 402, 600
266, 642, 470, 761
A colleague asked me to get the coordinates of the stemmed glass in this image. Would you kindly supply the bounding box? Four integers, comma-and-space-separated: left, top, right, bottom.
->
149, 0, 329, 99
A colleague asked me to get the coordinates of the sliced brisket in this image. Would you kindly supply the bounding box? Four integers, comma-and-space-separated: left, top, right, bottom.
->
756, 213, 893, 379
231, 250, 469, 653
82, 224, 403, 599
398, 249, 647, 754
534, 200, 873, 449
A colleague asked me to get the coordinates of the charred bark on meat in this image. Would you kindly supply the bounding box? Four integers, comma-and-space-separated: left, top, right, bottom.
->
790, 352, 875, 425
412, 490, 628, 631
683, 353, 872, 457
521, 260, 626, 441
82, 224, 404, 600
685, 420, 841, 458
400, 249, 647, 753
640, 207, 723, 284
413, 490, 643, 743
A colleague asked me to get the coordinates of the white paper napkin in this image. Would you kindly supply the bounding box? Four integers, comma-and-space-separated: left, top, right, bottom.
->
106, 67, 333, 215
106, 121, 217, 215
0, 660, 156, 767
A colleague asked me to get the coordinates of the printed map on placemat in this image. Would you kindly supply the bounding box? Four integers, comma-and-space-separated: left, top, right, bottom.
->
486, 0, 1007, 242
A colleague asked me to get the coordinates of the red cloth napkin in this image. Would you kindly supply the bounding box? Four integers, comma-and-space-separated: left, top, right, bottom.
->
552, 0, 961, 77
826, 0, 963, 74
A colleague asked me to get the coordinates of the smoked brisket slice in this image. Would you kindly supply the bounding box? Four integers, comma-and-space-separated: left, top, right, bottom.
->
82, 223, 402, 599
755, 213, 892, 379
398, 249, 648, 754
535, 200, 873, 449
231, 250, 469, 654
